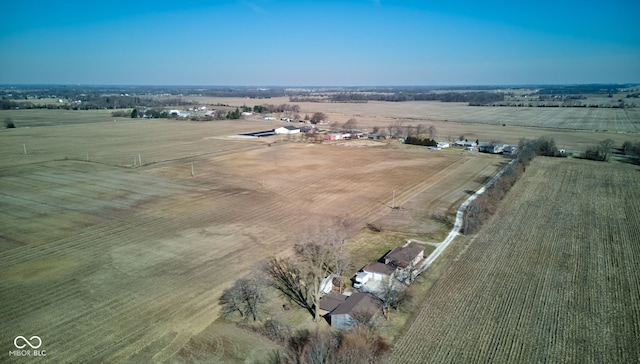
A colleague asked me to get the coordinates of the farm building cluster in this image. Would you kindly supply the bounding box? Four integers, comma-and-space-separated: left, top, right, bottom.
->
451, 139, 518, 155
318, 244, 425, 330
160, 107, 518, 155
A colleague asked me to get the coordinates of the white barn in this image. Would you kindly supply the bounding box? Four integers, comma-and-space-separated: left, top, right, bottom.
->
274, 126, 301, 135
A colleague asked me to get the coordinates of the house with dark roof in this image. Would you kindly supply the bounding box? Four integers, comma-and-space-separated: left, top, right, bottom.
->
319, 291, 348, 316
384, 245, 424, 269
327, 292, 383, 330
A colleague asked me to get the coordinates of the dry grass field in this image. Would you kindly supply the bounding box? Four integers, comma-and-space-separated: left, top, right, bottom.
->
0, 113, 501, 362
389, 157, 640, 363
191, 96, 640, 151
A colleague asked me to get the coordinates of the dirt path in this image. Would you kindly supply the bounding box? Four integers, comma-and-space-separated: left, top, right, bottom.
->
413, 159, 517, 275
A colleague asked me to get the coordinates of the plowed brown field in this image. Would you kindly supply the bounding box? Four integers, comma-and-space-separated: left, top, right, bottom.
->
0, 117, 500, 362
390, 157, 640, 363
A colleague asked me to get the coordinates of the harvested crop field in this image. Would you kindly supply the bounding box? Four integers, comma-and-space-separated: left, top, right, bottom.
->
191, 97, 640, 151
389, 157, 640, 363
0, 116, 500, 362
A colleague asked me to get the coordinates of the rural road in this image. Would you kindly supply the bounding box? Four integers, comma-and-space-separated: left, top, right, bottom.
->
412, 158, 518, 276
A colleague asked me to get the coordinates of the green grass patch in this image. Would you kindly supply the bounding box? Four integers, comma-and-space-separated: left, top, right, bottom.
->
345, 228, 436, 271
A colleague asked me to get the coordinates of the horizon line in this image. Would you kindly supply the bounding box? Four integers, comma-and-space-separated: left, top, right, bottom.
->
1, 83, 638, 89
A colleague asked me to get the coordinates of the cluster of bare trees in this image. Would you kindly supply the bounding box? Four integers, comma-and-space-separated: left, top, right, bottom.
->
219, 273, 265, 321
572, 138, 639, 162
385, 121, 437, 139
517, 136, 566, 161
256, 326, 389, 364
219, 219, 353, 323
583, 139, 615, 162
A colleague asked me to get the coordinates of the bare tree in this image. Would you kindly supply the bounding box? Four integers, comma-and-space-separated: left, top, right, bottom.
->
219, 274, 265, 321
389, 121, 405, 137
599, 139, 615, 161
428, 125, 437, 139
342, 118, 358, 131
264, 256, 314, 316
265, 219, 352, 322
310, 112, 327, 124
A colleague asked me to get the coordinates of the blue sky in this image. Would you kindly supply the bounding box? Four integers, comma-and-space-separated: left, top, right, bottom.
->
1, 0, 638, 86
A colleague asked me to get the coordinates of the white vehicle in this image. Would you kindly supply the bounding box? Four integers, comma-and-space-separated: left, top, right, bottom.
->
353, 272, 371, 288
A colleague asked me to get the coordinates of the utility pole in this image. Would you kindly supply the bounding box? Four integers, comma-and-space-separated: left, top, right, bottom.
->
392, 190, 396, 209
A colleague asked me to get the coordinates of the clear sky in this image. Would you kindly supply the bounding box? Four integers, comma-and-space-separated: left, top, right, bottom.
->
1, 0, 638, 86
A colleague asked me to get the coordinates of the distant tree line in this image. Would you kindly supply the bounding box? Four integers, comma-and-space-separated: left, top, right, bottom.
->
535, 84, 630, 95
383, 121, 437, 139
291, 91, 504, 105
1, 96, 192, 110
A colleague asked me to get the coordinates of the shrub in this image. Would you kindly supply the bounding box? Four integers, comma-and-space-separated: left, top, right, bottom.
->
4, 118, 15, 128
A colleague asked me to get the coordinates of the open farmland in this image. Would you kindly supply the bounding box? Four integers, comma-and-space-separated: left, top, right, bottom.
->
389, 157, 640, 363
0, 114, 501, 362
190, 96, 640, 151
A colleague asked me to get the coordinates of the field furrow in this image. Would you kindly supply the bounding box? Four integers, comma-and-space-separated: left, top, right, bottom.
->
390, 158, 640, 363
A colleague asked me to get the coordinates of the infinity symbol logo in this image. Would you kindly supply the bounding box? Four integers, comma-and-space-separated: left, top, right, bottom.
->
14, 336, 42, 349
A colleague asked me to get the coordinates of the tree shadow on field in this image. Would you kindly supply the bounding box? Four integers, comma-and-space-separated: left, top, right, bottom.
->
463, 190, 475, 195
